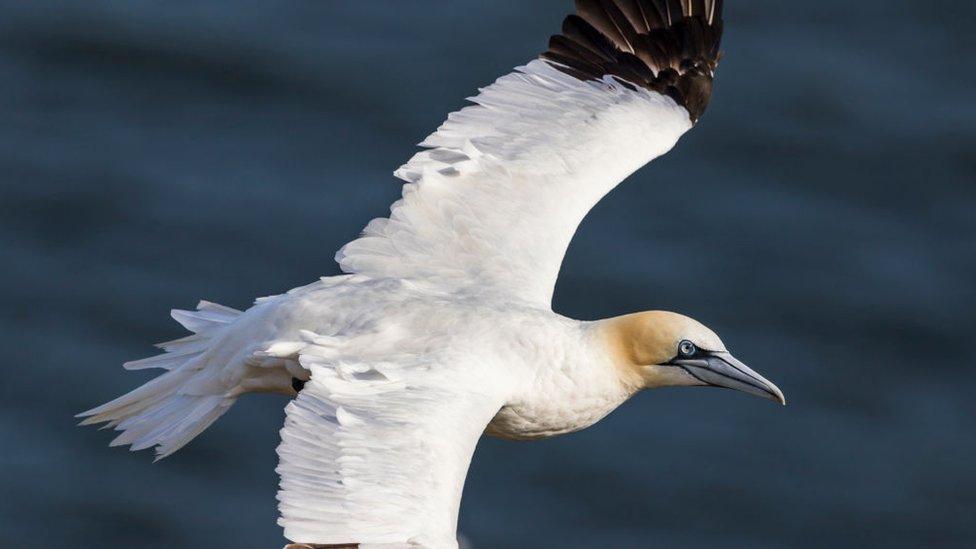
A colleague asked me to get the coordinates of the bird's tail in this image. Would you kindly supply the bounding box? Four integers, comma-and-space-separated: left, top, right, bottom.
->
77, 301, 244, 460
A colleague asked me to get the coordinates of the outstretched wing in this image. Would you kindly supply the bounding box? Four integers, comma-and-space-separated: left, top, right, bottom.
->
277, 356, 504, 546
336, 0, 724, 307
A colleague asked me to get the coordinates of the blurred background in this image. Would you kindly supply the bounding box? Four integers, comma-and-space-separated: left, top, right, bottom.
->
1, 1, 974, 547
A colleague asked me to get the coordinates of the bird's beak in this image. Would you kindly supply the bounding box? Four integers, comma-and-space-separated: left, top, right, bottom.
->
670, 352, 786, 405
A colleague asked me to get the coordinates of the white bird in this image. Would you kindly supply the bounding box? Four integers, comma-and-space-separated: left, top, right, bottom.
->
79, 1, 785, 547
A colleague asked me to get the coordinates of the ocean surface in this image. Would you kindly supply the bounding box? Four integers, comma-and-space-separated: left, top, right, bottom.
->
1, 1, 973, 547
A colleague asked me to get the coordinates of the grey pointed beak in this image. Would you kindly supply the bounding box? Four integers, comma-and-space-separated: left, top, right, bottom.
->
672, 352, 786, 405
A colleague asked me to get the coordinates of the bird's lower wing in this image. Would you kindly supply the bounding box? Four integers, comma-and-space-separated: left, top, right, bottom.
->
276, 355, 503, 547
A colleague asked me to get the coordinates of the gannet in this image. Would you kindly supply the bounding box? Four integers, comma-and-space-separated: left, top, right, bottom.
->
79, 1, 785, 547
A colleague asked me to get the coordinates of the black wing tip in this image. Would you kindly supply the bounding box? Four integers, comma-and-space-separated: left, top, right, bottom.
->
542, 0, 724, 122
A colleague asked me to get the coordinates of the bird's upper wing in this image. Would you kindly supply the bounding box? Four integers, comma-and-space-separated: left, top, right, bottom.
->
276, 352, 504, 546
336, 0, 724, 307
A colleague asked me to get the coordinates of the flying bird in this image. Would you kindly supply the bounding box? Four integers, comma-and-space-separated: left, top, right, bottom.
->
79, 1, 784, 547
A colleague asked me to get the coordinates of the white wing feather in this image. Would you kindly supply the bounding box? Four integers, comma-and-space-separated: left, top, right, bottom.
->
336, 60, 693, 307
277, 352, 503, 546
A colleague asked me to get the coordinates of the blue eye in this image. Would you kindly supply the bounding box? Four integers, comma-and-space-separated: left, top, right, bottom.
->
678, 340, 697, 357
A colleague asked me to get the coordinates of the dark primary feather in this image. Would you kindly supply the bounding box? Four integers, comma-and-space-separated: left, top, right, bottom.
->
541, 0, 724, 121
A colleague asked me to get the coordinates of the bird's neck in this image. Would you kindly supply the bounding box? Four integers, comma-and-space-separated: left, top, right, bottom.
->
586, 314, 654, 393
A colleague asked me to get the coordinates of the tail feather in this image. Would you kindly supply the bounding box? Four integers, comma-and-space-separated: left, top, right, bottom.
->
171, 300, 241, 333
78, 301, 243, 459
155, 332, 209, 350
123, 345, 204, 371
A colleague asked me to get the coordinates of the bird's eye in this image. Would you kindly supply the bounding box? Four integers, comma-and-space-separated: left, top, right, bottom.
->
678, 340, 697, 357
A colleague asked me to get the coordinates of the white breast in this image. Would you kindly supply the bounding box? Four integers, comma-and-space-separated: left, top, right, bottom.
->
483, 319, 636, 440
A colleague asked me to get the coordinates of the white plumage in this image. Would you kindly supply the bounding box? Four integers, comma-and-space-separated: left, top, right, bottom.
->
80, 3, 788, 548
338, 61, 690, 306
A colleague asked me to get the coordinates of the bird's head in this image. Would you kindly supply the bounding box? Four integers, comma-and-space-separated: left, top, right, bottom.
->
602, 311, 785, 405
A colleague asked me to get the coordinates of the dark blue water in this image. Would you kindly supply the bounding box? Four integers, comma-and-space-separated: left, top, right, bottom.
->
1, 1, 973, 547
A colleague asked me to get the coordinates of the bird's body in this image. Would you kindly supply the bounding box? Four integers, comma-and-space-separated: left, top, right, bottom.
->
143, 273, 636, 441
80, 2, 786, 547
